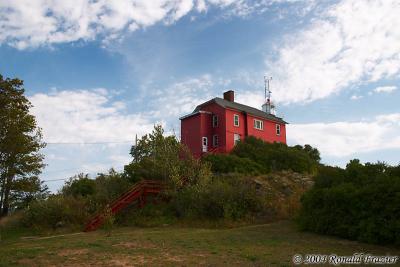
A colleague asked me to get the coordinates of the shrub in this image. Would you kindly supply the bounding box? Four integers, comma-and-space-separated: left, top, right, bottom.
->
202, 154, 265, 174
298, 160, 400, 245
102, 205, 115, 236
61, 174, 96, 197
90, 169, 133, 212
21, 169, 132, 230
231, 136, 319, 174
171, 175, 263, 220
117, 201, 176, 227
21, 195, 90, 230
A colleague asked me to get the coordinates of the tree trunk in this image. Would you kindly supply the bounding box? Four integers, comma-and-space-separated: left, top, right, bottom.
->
0, 188, 3, 214
1, 194, 9, 216
1, 174, 13, 217
0, 185, 4, 212
0, 174, 6, 216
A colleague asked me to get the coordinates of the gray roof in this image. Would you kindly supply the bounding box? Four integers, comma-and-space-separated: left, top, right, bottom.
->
189, 97, 287, 124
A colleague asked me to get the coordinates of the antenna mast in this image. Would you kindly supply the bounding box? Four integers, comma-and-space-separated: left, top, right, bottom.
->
262, 76, 275, 115
264, 76, 272, 103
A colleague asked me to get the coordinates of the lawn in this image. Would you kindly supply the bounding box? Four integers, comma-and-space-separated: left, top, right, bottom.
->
0, 221, 398, 266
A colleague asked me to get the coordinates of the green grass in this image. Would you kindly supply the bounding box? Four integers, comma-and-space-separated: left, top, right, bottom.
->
0, 221, 398, 266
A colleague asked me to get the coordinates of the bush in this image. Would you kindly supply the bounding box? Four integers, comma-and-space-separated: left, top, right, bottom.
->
61, 174, 96, 197
102, 205, 115, 236
21, 169, 133, 230
202, 137, 320, 176
117, 201, 177, 227
203, 154, 265, 174
298, 161, 400, 245
21, 195, 90, 230
171, 175, 263, 220
90, 170, 133, 212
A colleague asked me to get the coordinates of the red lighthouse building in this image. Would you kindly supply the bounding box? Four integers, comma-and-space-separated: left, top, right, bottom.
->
180, 90, 287, 157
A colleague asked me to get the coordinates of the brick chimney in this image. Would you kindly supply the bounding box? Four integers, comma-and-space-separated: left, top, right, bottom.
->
223, 90, 234, 102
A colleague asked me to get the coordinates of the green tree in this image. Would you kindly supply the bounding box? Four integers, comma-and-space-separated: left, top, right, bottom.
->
61, 173, 96, 197
0, 75, 46, 216
10, 176, 49, 210
303, 144, 321, 162
124, 124, 211, 188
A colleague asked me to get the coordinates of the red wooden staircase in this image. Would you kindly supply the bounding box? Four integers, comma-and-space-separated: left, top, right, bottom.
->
84, 180, 164, 232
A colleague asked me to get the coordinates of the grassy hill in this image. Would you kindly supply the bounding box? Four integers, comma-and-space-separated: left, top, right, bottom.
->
1, 221, 398, 266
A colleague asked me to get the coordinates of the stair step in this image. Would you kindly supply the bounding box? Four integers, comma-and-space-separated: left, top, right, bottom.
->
84, 180, 164, 232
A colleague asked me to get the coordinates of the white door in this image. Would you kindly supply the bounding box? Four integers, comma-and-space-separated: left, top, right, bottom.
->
234, 133, 241, 145
202, 137, 208, 152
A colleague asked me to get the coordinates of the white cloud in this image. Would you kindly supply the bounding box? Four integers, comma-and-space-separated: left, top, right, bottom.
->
148, 74, 278, 119
30, 89, 155, 143
0, 0, 296, 49
266, 0, 400, 104
148, 74, 222, 119
373, 86, 398, 93
236, 91, 264, 109
288, 113, 400, 157
350, 94, 363, 100
30, 88, 159, 190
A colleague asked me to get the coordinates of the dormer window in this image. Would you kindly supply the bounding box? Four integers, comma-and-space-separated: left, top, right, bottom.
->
212, 115, 218, 127
276, 124, 281, 135
234, 114, 239, 127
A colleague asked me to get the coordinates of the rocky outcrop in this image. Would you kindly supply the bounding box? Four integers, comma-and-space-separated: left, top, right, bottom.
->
251, 171, 314, 220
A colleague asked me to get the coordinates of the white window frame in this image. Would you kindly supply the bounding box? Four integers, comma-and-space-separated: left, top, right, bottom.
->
234, 133, 241, 145
212, 115, 218, 128
202, 137, 208, 152
212, 134, 219, 147
276, 124, 281, 136
253, 119, 264, 130
234, 114, 239, 127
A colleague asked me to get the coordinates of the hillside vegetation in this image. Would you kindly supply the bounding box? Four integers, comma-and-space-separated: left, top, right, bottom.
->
204, 137, 320, 175
1, 124, 398, 250
298, 161, 400, 245
1, 126, 320, 234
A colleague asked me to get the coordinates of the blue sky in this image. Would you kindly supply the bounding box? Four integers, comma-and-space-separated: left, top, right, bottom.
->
0, 0, 399, 191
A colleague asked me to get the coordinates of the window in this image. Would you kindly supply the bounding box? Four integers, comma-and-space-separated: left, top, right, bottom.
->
212, 115, 218, 127
202, 137, 208, 152
234, 114, 239, 127
213, 134, 219, 147
234, 133, 241, 145
276, 124, 281, 136
253, 119, 264, 130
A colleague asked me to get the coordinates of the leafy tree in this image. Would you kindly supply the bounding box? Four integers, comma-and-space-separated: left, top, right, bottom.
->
61, 173, 96, 197
296, 144, 321, 162
10, 176, 49, 210
0, 75, 46, 216
94, 169, 132, 204
124, 125, 211, 188
125, 125, 180, 182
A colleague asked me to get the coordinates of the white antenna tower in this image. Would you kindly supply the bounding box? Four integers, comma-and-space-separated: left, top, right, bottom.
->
262, 76, 275, 115
264, 76, 272, 103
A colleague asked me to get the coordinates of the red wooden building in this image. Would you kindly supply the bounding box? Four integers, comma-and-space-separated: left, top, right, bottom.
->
180, 90, 287, 157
